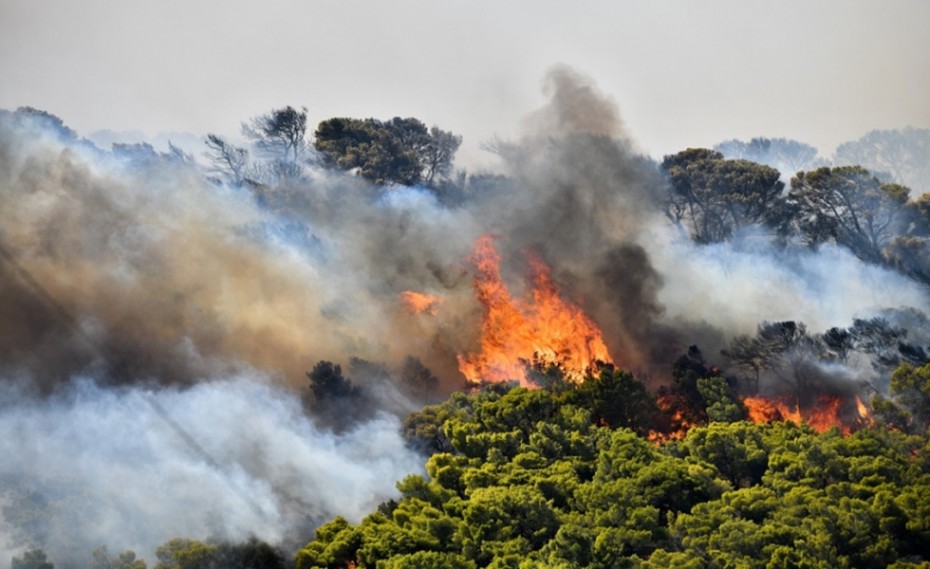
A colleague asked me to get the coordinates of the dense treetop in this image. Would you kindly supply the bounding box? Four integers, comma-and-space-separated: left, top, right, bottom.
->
313, 117, 461, 187
295, 363, 930, 569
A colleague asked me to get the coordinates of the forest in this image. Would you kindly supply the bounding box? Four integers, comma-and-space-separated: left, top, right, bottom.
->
3, 68, 930, 568
296, 363, 930, 568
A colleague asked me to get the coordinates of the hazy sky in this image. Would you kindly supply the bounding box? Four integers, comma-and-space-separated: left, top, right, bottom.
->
1, 0, 928, 168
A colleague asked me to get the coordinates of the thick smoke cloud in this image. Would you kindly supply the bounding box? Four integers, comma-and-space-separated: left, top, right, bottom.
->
3, 65, 930, 563
0, 113, 478, 390
650, 230, 929, 337
6, 67, 922, 396
0, 376, 423, 566
0, 122, 332, 388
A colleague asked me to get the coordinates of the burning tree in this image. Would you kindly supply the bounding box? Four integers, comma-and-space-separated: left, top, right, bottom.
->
456, 235, 613, 386
723, 321, 873, 433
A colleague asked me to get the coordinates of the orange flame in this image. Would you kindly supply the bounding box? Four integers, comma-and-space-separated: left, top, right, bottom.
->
457, 235, 612, 386
399, 291, 442, 315
855, 395, 873, 428
855, 395, 869, 418
805, 395, 844, 433
744, 396, 795, 424
743, 394, 855, 434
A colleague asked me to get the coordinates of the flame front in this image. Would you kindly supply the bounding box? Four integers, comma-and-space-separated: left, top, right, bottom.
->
743, 394, 855, 434
457, 235, 612, 386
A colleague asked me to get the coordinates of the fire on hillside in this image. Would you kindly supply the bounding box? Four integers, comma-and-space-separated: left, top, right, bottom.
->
455, 235, 613, 387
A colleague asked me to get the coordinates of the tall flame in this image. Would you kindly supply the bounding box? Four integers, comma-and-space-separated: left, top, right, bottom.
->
457, 235, 612, 386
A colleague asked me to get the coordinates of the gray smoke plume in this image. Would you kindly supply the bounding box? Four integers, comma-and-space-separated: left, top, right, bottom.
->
3, 65, 930, 565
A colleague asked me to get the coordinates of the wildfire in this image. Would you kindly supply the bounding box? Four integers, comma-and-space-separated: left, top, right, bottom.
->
743, 394, 869, 434
399, 291, 442, 315
855, 395, 869, 419
648, 394, 698, 444
457, 235, 612, 386
855, 395, 873, 427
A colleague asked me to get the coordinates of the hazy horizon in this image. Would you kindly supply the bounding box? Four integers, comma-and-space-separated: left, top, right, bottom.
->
2, 0, 928, 169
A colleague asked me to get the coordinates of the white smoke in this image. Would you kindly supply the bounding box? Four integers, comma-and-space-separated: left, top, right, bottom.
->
0, 375, 423, 565
649, 226, 930, 336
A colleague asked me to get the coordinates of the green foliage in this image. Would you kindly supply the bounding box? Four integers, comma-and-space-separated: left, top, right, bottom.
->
570, 365, 662, 436
885, 236, 930, 286
873, 363, 930, 433
313, 116, 460, 187
297, 366, 930, 568
403, 401, 460, 454
674, 421, 769, 488
379, 551, 475, 569
659, 346, 744, 427
658, 138, 928, 286
890, 363, 930, 429
697, 376, 745, 423
154, 539, 216, 569
660, 148, 786, 243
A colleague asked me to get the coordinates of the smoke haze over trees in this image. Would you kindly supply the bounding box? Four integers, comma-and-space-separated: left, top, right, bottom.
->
3, 65, 930, 565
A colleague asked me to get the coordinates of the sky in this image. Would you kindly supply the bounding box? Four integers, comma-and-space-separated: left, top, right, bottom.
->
1, 0, 929, 169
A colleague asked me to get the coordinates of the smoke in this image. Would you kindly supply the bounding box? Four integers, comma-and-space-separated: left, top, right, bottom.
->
648, 227, 929, 344
0, 111, 479, 391
0, 375, 423, 566
0, 122, 323, 388
522, 65, 626, 139
3, 64, 930, 563
0, 110, 448, 564
474, 66, 930, 380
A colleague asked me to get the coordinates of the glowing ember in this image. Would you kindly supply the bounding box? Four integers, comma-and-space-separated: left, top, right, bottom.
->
743, 394, 853, 434
400, 291, 442, 315
648, 394, 696, 443
457, 235, 612, 386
